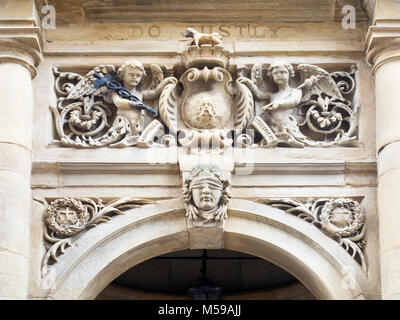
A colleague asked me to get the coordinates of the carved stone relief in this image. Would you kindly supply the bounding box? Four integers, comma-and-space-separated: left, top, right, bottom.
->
259, 198, 366, 272
50, 28, 360, 152
182, 164, 231, 227
40, 197, 153, 277
44, 28, 368, 282
241, 62, 359, 148
40, 194, 367, 277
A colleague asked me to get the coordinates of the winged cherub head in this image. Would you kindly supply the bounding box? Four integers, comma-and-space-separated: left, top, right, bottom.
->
267, 60, 295, 88
117, 59, 147, 91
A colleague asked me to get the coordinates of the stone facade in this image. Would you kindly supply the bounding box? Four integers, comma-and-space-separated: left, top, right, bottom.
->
0, 0, 399, 300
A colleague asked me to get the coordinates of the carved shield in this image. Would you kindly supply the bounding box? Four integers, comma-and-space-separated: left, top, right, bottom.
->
179, 67, 234, 131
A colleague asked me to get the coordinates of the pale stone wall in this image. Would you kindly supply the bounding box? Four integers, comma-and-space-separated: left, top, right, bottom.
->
0, 0, 395, 300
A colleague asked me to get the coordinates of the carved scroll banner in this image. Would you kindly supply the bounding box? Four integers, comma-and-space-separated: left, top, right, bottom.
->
250, 116, 278, 148
137, 119, 165, 148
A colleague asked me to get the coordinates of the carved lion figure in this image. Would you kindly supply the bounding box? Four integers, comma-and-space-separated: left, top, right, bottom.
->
185, 27, 223, 47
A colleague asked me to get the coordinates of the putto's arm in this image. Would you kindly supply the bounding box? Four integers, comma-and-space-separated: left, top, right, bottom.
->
263, 88, 302, 111
112, 92, 138, 110
237, 77, 271, 100
141, 78, 177, 100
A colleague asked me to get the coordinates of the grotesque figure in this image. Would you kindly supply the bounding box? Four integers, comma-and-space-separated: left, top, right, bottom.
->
194, 101, 222, 129
182, 164, 231, 226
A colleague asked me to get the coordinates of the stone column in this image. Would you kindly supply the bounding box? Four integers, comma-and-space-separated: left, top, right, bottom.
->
365, 0, 400, 300
0, 0, 42, 299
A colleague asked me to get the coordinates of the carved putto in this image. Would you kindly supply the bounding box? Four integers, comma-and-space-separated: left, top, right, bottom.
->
52, 61, 176, 148
241, 61, 358, 147
51, 29, 359, 151
182, 164, 231, 226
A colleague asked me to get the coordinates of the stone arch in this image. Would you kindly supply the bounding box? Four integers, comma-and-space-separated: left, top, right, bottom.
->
45, 198, 368, 300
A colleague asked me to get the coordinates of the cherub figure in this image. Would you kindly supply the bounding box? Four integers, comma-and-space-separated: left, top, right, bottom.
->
66, 59, 174, 144
262, 61, 317, 137
241, 60, 344, 146
110, 60, 171, 133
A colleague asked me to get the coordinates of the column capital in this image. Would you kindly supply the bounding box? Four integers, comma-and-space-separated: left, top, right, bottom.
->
0, 0, 43, 78
365, 20, 400, 75
365, 0, 400, 74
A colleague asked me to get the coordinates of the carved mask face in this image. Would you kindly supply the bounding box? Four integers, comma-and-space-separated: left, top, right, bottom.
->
191, 177, 223, 211
271, 65, 289, 86
123, 67, 143, 89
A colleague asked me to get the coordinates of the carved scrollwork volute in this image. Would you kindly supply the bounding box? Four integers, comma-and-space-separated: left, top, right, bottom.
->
158, 77, 179, 134
260, 197, 367, 272
234, 77, 255, 134
41, 197, 153, 277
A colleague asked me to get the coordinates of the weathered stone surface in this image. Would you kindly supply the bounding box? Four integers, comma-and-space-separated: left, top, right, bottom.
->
0, 0, 387, 301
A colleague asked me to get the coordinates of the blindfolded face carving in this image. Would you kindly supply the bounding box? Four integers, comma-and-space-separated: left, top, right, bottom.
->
191, 177, 223, 211
182, 164, 231, 226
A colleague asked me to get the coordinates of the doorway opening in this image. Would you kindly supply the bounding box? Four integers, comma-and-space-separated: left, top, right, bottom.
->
96, 249, 315, 300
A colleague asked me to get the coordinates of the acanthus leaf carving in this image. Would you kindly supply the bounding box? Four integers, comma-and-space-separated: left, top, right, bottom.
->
41, 197, 153, 277
158, 77, 179, 134
259, 197, 367, 272
234, 77, 255, 134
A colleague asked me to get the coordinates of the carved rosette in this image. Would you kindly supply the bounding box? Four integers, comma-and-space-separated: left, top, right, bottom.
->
182, 164, 231, 227
260, 198, 367, 272
41, 197, 153, 276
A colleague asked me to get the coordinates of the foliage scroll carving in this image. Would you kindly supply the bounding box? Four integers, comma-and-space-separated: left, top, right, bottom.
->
40, 197, 153, 277
50, 29, 360, 152
259, 198, 367, 272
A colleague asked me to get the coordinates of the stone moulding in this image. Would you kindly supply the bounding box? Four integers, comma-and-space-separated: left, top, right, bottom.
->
258, 197, 367, 272
39, 197, 154, 277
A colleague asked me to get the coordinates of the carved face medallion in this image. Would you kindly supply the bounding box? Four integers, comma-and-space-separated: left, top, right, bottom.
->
182, 92, 231, 130
45, 199, 90, 237
191, 178, 223, 211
